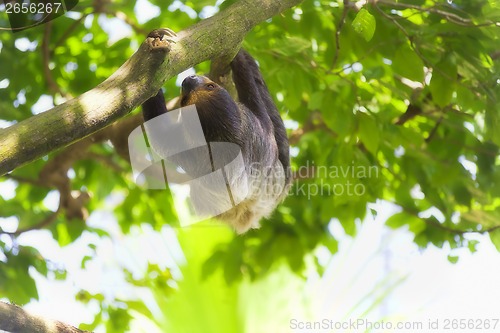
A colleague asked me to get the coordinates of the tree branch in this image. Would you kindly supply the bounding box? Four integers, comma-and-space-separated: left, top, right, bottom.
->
375, 0, 500, 27
0, 302, 90, 333
0, 0, 303, 176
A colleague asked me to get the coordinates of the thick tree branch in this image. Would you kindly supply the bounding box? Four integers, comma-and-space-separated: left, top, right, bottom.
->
0, 302, 89, 333
0, 0, 303, 176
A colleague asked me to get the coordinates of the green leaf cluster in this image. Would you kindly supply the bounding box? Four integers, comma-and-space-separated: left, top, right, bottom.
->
1, 0, 500, 330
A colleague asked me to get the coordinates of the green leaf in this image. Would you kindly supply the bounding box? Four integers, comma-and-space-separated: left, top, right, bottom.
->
386, 212, 408, 229
429, 55, 457, 107
447, 255, 459, 264
485, 105, 500, 146
341, 216, 357, 236
409, 217, 426, 235
468, 240, 479, 253
320, 85, 355, 138
107, 307, 132, 332
308, 91, 324, 110
357, 112, 379, 155
272, 36, 311, 57
54, 222, 72, 247
385, 211, 425, 235
352, 9, 376, 42
490, 229, 500, 252
392, 44, 425, 82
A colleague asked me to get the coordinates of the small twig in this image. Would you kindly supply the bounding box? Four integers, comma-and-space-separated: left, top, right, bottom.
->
373, 2, 484, 99
491, 50, 500, 60
425, 115, 443, 142
395, 203, 500, 235
288, 111, 337, 145
83, 151, 124, 172
2, 174, 47, 187
0, 209, 60, 236
394, 104, 422, 125
52, 12, 92, 50
376, 0, 500, 28
330, 38, 401, 75
373, 2, 411, 38
42, 21, 65, 96
112, 10, 149, 36
332, 0, 350, 69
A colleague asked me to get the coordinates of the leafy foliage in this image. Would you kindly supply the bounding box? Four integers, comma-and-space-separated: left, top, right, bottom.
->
0, 0, 499, 331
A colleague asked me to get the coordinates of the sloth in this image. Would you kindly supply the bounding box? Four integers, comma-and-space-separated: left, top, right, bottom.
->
142, 29, 291, 233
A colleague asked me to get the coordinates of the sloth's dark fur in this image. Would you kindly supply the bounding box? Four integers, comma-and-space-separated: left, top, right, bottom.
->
143, 49, 291, 233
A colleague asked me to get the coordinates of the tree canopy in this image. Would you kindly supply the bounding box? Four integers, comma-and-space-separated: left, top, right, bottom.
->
0, 0, 499, 331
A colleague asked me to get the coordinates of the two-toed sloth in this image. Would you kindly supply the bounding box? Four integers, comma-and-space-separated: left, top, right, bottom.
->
142, 29, 291, 233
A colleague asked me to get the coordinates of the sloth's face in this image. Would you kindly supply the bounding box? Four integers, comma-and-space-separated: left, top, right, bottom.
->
180, 75, 221, 107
